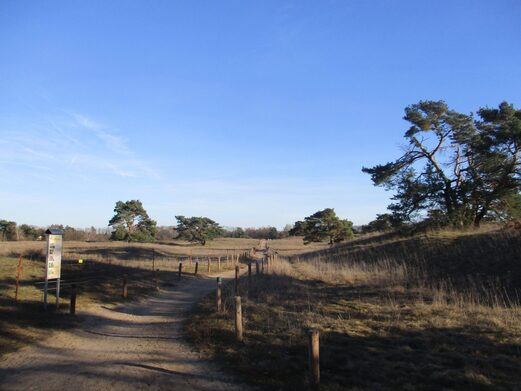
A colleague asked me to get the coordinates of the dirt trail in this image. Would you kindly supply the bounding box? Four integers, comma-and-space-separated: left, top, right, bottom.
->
0, 271, 252, 391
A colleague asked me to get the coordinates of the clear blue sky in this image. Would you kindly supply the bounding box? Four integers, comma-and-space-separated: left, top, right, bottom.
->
1, 1, 520, 229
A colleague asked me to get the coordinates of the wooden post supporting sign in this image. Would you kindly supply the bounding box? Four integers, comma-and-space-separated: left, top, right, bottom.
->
70, 283, 77, 315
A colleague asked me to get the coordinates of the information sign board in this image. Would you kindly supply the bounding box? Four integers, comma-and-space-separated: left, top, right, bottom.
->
46, 234, 62, 279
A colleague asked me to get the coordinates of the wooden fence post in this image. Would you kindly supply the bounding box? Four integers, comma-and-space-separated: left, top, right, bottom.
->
178, 262, 182, 280
216, 277, 222, 312
247, 262, 252, 297
15, 254, 22, 302
307, 329, 320, 389
235, 265, 240, 295
70, 283, 77, 315
207, 257, 211, 272
194, 261, 199, 276
235, 296, 243, 342
122, 274, 128, 299
218, 256, 221, 271
155, 268, 160, 290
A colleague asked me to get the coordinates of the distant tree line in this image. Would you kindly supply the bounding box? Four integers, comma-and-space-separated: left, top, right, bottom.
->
225, 226, 292, 240
0, 220, 111, 242
106, 200, 295, 245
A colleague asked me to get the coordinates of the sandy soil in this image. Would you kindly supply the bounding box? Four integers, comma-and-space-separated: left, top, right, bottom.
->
0, 270, 253, 391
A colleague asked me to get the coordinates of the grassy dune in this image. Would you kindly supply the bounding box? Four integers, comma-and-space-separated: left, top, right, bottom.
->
187, 227, 521, 390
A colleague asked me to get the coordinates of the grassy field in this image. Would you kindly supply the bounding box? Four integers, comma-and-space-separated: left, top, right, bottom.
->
0, 237, 324, 357
187, 227, 521, 390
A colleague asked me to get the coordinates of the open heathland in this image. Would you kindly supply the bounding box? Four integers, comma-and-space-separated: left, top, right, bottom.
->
187, 227, 521, 390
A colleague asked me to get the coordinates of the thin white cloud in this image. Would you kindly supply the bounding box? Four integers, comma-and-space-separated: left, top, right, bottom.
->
0, 110, 161, 181
71, 113, 129, 154
22, 147, 55, 160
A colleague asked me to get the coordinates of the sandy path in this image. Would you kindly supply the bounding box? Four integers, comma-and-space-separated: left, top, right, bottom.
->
0, 271, 252, 391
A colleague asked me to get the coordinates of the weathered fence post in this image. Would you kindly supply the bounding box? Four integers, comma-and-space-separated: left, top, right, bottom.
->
178, 262, 182, 280
218, 256, 221, 271
235, 296, 243, 342
152, 249, 155, 271
194, 261, 199, 276
207, 257, 211, 273
307, 329, 320, 389
235, 265, 240, 295
155, 268, 160, 290
216, 277, 222, 312
122, 274, 128, 299
15, 254, 22, 302
248, 262, 252, 297
70, 283, 77, 315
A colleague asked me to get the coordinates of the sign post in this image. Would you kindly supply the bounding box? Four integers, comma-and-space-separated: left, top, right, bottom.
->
44, 229, 64, 310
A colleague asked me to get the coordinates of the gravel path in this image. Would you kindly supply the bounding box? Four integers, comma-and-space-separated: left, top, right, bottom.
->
0, 271, 252, 391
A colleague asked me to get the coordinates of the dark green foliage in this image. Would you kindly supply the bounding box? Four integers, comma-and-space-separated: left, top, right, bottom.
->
18, 224, 44, 240
0, 220, 17, 241
175, 215, 224, 245
290, 208, 354, 245
363, 100, 521, 227
108, 200, 157, 242
362, 213, 402, 233
227, 227, 247, 238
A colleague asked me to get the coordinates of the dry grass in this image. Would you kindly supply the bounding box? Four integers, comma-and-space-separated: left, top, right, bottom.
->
0, 237, 278, 357
187, 227, 521, 390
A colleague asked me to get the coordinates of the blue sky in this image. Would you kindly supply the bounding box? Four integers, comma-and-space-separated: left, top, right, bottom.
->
1, 1, 520, 229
